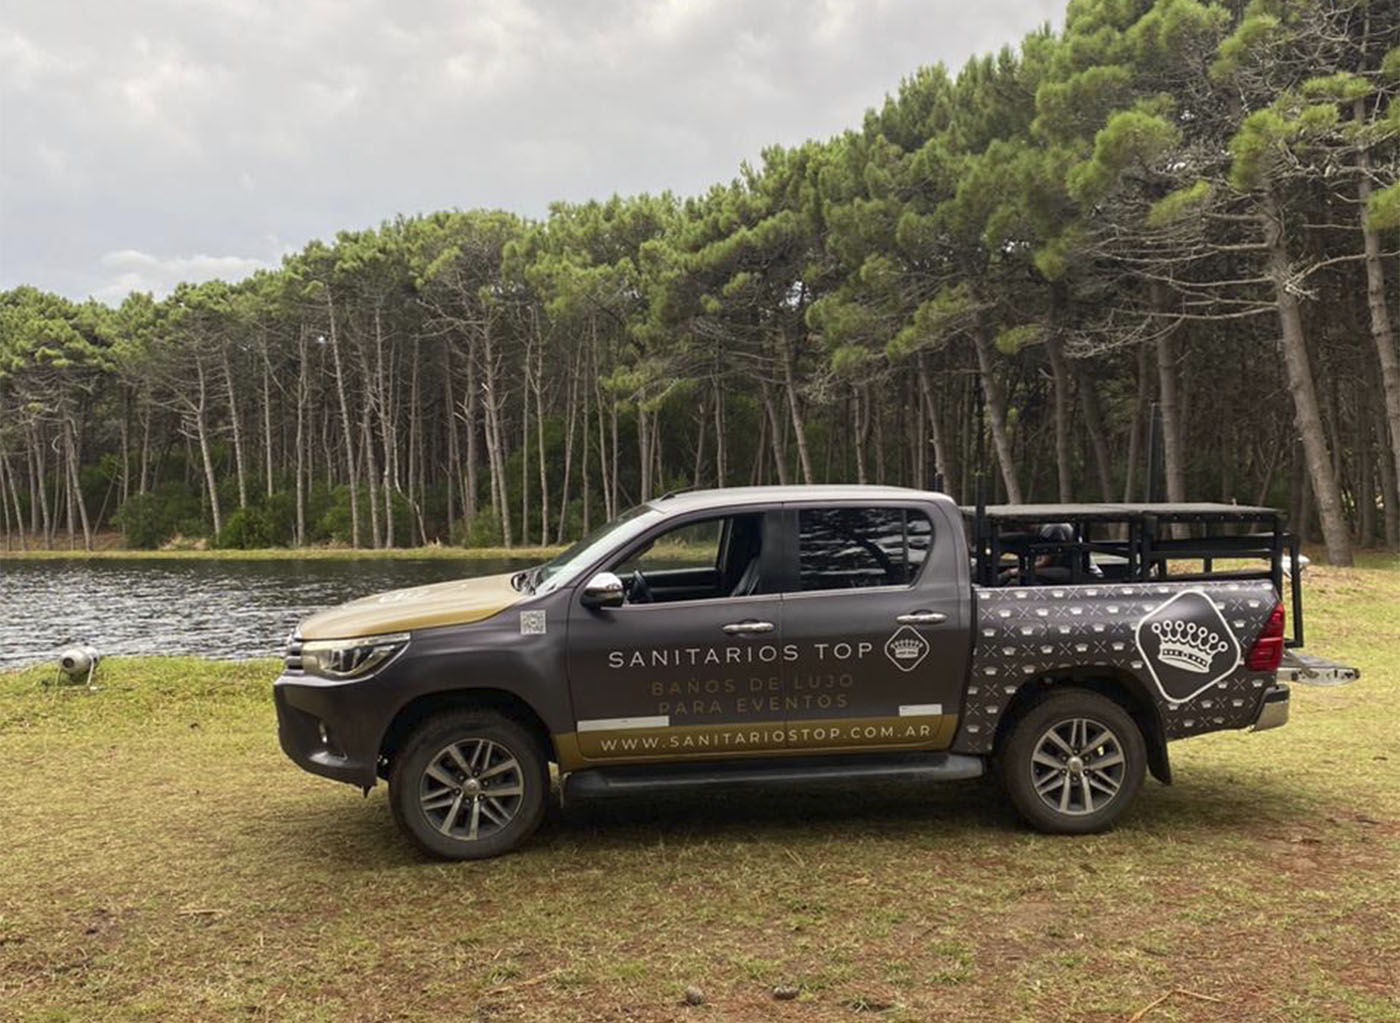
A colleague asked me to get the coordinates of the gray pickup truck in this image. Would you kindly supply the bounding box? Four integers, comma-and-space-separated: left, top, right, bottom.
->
275, 485, 1351, 859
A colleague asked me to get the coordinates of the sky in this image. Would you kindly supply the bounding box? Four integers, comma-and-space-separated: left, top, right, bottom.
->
0, 0, 1063, 304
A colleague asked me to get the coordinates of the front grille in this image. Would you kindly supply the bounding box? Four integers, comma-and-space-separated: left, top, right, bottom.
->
284, 632, 304, 674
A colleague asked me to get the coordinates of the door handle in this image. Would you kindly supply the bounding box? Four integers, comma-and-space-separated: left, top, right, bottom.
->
722, 620, 775, 635
896, 610, 947, 625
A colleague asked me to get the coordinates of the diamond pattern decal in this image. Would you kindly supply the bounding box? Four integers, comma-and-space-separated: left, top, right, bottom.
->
951, 581, 1277, 754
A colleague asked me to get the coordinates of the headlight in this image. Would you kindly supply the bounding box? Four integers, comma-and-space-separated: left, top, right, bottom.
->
300, 632, 410, 680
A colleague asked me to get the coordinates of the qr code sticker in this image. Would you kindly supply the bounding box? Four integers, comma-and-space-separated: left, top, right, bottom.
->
519, 610, 547, 635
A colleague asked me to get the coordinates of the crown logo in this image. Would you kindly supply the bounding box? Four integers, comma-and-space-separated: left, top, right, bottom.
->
890, 638, 924, 660
1150, 620, 1228, 673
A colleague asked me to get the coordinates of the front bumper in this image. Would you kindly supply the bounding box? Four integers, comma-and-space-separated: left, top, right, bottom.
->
1250, 683, 1290, 732
274, 673, 386, 788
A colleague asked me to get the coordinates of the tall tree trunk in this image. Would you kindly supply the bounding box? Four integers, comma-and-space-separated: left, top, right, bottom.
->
970, 324, 1022, 503
712, 366, 727, 487
1150, 283, 1187, 506
759, 379, 789, 485
636, 399, 651, 501
361, 413, 382, 550
1354, 99, 1400, 509
580, 380, 591, 535
462, 333, 480, 534
62, 415, 92, 550
138, 398, 152, 495
370, 306, 395, 549
443, 342, 459, 540
326, 293, 360, 547
1262, 190, 1352, 565
222, 349, 248, 510
853, 385, 869, 484
1376, 403, 1400, 551
30, 426, 51, 546
193, 359, 223, 538
261, 347, 275, 499
295, 330, 307, 546
915, 356, 952, 496
1, 447, 26, 550
1074, 360, 1115, 502
556, 350, 579, 544
1124, 341, 1151, 502
1044, 332, 1075, 502
778, 334, 814, 484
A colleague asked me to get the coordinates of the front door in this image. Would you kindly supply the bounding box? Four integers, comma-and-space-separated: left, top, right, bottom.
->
565, 510, 790, 763
779, 504, 966, 754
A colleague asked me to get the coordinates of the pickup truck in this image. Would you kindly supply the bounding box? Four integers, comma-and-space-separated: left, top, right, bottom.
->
274, 485, 1344, 859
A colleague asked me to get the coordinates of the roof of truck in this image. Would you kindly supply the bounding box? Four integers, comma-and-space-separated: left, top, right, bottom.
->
647, 484, 933, 513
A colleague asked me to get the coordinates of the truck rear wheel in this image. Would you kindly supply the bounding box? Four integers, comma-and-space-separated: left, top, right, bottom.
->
999, 688, 1146, 834
388, 710, 548, 859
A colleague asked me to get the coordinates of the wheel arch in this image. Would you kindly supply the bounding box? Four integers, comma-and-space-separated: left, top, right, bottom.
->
992, 669, 1171, 785
377, 687, 556, 778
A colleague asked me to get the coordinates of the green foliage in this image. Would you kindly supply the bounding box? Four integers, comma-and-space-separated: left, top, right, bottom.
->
112, 492, 169, 549
1380, 46, 1400, 80
1367, 182, 1400, 231
994, 324, 1045, 355
1300, 72, 1372, 103
1067, 108, 1180, 202
1211, 11, 1281, 80
1147, 179, 1214, 227
216, 506, 276, 550
1228, 108, 1290, 189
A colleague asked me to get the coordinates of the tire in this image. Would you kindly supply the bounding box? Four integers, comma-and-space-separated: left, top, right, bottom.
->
388, 710, 549, 860
998, 688, 1146, 835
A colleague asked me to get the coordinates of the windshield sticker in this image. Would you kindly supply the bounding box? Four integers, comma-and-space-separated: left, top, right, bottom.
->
1134, 589, 1242, 704
519, 610, 547, 635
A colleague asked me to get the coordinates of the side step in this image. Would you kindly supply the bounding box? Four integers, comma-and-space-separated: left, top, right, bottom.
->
1278, 650, 1360, 686
563, 752, 985, 802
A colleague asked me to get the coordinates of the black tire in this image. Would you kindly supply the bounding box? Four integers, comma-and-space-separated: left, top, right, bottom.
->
998, 688, 1146, 835
388, 710, 549, 860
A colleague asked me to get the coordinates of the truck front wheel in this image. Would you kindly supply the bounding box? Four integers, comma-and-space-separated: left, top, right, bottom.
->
388, 710, 549, 859
999, 689, 1146, 834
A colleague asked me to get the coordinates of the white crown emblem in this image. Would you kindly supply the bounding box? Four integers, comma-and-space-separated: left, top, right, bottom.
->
890, 638, 924, 660
1150, 620, 1228, 674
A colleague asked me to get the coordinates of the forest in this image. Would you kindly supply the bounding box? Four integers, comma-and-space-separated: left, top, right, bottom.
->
1, 0, 1397, 565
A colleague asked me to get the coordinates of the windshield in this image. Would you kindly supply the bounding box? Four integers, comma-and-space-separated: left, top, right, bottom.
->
530, 504, 662, 594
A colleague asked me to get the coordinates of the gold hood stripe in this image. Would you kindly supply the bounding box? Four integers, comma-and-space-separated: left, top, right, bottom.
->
297, 572, 525, 640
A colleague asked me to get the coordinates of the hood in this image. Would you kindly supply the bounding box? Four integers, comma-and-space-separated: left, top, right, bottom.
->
297, 572, 524, 640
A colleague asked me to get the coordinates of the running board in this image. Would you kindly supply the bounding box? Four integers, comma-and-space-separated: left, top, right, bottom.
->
563, 752, 985, 802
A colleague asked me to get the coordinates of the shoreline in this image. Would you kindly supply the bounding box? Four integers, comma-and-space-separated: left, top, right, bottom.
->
0, 544, 564, 562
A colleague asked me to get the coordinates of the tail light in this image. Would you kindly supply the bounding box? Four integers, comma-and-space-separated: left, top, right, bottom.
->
1246, 603, 1285, 671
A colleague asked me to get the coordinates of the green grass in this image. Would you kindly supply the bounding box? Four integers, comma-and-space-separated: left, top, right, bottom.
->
2, 561, 1398, 1021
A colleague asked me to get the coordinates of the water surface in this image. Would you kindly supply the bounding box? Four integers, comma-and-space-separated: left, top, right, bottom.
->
0, 557, 536, 667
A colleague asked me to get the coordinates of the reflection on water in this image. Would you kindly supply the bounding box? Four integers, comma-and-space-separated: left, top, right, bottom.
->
0, 557, 536, 667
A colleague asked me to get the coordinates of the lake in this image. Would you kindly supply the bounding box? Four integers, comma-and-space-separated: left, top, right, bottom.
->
0, 556, 537, 668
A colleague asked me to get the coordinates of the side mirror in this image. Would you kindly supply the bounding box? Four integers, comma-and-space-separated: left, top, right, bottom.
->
580, 571, 625, 609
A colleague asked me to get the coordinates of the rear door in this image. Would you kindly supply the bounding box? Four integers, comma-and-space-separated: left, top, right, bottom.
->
779, 502, 968, 753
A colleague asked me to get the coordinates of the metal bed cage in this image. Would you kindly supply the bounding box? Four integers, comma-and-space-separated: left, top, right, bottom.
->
961, 502, 1305, 649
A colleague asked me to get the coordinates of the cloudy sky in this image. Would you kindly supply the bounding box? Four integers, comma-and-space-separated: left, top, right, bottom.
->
1, 0, 1062, 304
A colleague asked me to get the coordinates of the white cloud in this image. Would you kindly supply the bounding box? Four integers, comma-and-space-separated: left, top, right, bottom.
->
0, 0, 1065, 304
92, 248, 279, 303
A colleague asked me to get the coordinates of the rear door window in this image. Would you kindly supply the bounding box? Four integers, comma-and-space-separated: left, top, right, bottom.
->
796, 507, 932, 592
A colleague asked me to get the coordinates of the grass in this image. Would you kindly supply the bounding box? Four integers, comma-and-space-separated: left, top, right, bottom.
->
2, 561, 1398, 1021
